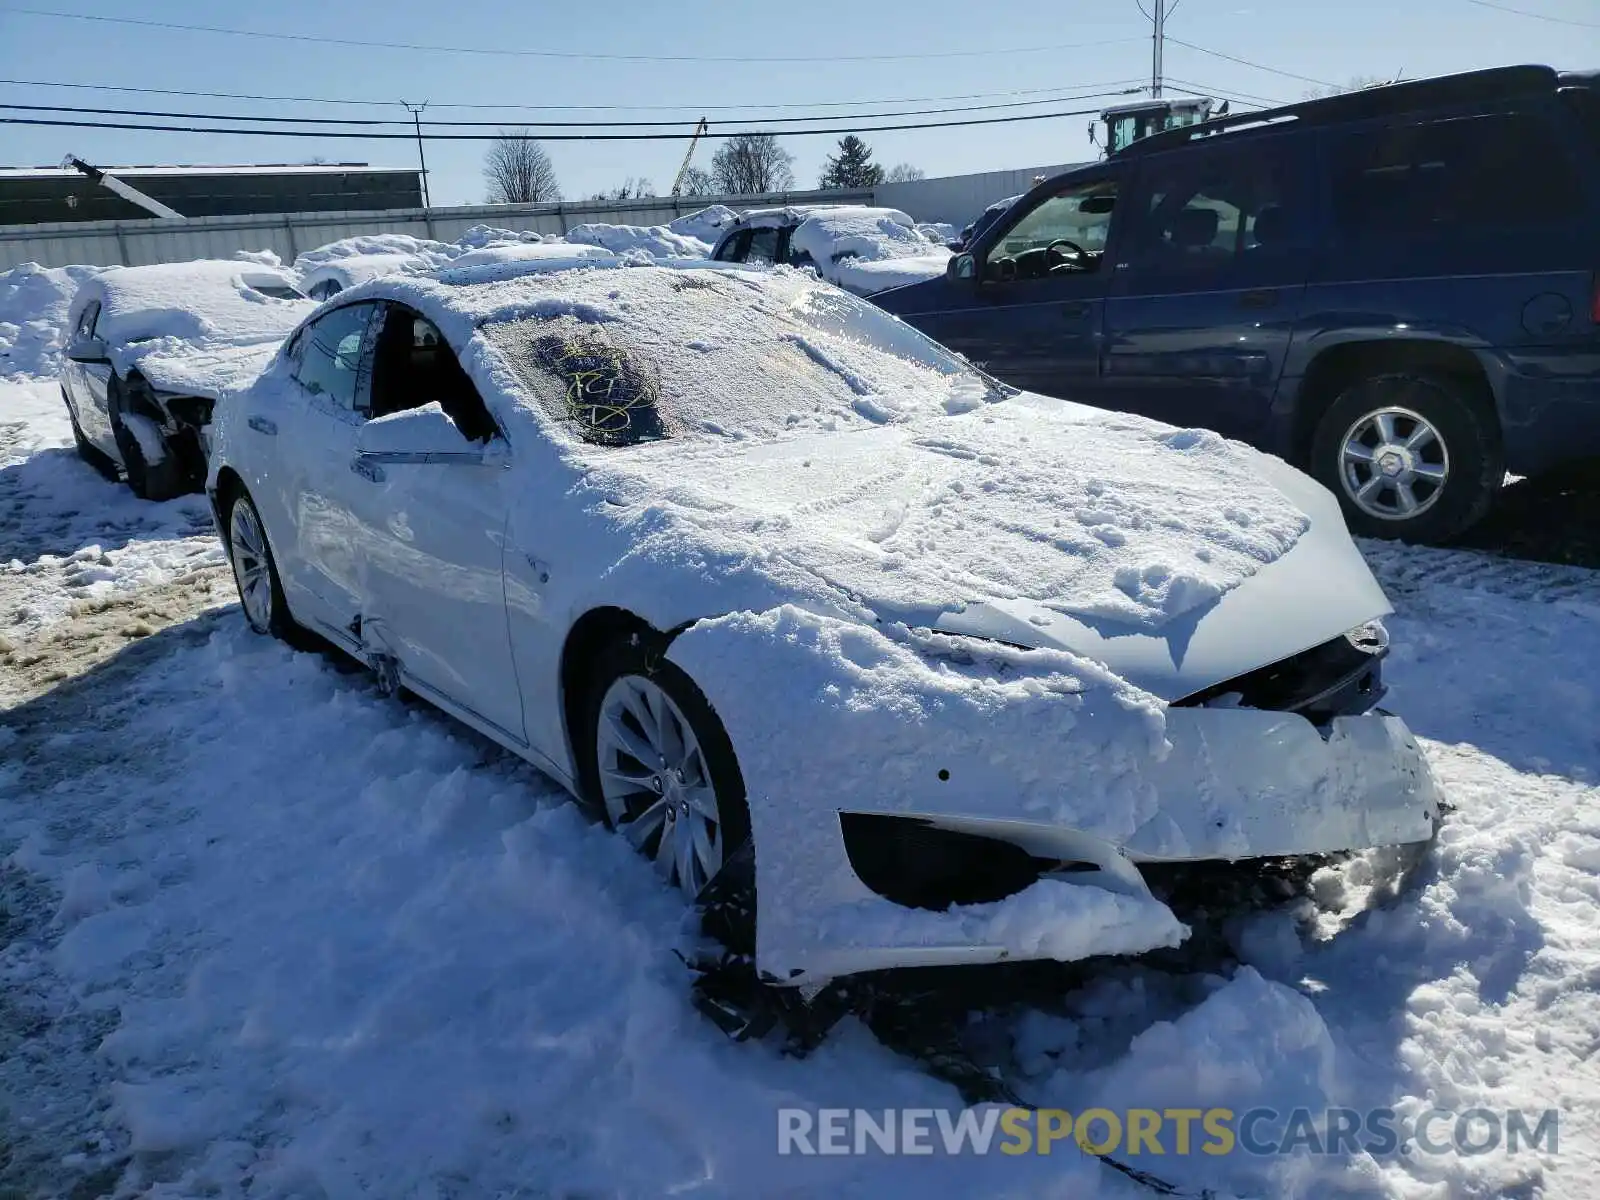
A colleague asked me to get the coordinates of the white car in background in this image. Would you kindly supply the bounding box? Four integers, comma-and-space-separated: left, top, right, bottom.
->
710, 205, 953, 295
59, 260, 313, 499
206, 260, 1439, 988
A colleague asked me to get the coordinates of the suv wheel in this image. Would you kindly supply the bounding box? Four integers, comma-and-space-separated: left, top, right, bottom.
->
1309, 371, 1502, 543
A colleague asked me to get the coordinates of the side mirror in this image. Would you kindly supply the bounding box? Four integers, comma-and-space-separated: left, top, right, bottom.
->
65, 335, 109, 364
947, 253, 977, 283
353, 404, 487, 466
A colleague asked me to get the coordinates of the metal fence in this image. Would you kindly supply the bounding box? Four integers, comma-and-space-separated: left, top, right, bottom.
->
0, 162, 1080, 269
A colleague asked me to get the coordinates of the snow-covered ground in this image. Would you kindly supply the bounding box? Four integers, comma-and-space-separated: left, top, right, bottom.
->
2, 368, 1599, 1199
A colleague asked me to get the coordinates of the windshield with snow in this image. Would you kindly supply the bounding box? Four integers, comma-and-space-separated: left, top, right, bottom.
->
481, 269, 1011, 447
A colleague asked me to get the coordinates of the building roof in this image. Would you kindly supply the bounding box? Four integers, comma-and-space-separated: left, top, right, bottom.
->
0, 163, 415, 179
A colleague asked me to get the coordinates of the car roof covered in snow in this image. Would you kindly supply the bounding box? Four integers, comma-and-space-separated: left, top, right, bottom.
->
71, 259, 314, 350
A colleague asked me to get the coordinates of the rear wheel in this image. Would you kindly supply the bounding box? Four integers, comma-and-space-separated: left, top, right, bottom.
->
225, 489, 302, 643
109, 377, 187, 501
1309, 371, 1502, 543
575, 636, 751, 903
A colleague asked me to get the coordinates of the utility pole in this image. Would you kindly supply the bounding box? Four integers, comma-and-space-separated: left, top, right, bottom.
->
403, 101, 431, 209
1150, 0, 1165, 98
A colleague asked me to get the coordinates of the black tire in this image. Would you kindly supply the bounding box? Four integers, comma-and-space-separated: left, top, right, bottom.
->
1309, 370, 1503, 543
222, 487, 305, 645
108, 376, 188, 502
62, 387, 119, 481
573, 633, 752, 903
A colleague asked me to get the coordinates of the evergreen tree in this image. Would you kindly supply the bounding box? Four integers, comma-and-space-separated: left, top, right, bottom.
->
818, 136, 885, 189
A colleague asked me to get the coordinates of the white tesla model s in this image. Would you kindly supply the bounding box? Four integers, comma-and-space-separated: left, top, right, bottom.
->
206, 259, 1440, 988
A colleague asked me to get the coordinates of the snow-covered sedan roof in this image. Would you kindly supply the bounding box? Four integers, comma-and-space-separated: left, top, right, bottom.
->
72, 259, 313, 350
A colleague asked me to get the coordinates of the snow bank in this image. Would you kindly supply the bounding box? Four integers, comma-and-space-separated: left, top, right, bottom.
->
448, 241, 620, 269
564, 221, 712, 260
0, 263, 102, 380
668, 204, 738, 245
291, 232, 456, 271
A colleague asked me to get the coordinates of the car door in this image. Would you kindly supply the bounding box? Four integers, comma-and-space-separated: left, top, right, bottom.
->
63, 300, 117, 454
341, 303, 526, 746
902, 171, 1122, 402
1100, 133, 1315, 441
272, 300, 383, 633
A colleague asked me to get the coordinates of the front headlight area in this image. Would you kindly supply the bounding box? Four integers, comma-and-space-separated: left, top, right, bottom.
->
1174, 619, 1390, 725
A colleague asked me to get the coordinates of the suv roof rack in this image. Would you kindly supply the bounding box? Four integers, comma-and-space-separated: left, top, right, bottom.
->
1118, 64, 1561, 156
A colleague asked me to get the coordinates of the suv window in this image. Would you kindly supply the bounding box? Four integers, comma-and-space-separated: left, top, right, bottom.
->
1122, 137, 1308, 274
985, 178, 1117, 281
1330, 112, 1584, 236
291, 302, 375, 410
713, 230, 747, 262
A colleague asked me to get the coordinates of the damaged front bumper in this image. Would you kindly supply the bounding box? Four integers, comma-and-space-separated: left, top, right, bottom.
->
667, 611, 1441, 991
775, 709, 1440, 989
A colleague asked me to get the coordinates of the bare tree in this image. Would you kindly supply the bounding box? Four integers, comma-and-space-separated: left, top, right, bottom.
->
1302, 75, 1390, 100
591, 176, 656, 201
710, 134, 795, 195
677, 166, 717, 196
484, 130, 562, 203
885, 163, 925, 183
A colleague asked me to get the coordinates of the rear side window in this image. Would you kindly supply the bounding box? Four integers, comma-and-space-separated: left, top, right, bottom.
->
1561, 89, 1599, 156
1329, 112, 1584, 237
291, 302, 376, 411
73, 300, 100, 339
744, 227, 782, 265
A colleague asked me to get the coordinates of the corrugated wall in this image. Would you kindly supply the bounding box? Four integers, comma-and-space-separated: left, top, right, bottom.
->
0, 163, 1079, 269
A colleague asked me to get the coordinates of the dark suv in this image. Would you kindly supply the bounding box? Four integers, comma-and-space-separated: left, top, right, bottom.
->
874, 65, 1600, 542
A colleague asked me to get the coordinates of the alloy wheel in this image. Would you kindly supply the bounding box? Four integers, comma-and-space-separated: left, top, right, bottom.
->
228, 498, 275, 632
1338, 406, 1451, 521
595, 673, 725, 899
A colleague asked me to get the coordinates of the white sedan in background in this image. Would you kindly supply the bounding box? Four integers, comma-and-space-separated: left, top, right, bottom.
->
206, 260, 1439, 987
60, 260, 313, 498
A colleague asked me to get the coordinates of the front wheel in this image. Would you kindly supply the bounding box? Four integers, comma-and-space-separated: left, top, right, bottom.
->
1309, 371, 1502, 543
109, 377, 187, 501
575, 637, 751, 903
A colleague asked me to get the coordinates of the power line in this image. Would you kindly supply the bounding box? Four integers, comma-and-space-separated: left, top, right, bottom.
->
1464, 0, 1600, 27
1162, 76, 1289, 107
0, 103, 1115, 142
0, 75, 1151, 113
0, 87, 1145, 129
1164, 37, 1336, 88
0, 7, 1146, 64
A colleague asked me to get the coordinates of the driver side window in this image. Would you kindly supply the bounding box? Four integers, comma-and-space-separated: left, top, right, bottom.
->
367, 305, 498, 443
74, 300, 101, 340
985, 180, 1118, 279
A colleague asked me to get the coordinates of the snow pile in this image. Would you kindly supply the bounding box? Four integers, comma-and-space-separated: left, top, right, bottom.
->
0, 263, 102, 380
452, 224, 548, 250
564, 221, 712, 260
291, 231, 456, 271
916, 221, 958, 244
448, 241, 620, 269
668, 203, 738, 244
299, 251, 432, 297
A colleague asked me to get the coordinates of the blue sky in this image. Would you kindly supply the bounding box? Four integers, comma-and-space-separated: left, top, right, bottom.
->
0, 0, 1594, 207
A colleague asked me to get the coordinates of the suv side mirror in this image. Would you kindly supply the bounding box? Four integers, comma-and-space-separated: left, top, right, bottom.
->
947, 253, 977, 283
65, 334, 109, 365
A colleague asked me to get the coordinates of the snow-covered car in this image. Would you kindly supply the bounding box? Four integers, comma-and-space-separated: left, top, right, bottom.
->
710, 205, 952, 296
292, 233, 456, 302
60, 260, 314, 498
206, 261, 1440, 988
952, 192, 1022, 251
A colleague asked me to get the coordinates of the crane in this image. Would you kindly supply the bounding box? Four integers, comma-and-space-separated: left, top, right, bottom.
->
670, 118, 710, 197
62, 155, 185, 219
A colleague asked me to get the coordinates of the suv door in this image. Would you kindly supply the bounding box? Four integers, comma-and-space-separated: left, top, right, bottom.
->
1101, 132, 1316, 440
907, 171, 1123, 400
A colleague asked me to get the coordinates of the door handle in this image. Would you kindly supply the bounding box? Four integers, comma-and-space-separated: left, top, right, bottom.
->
350, 456, 386, 484
1239, 289, 1278, 309
1062, 301, 1092, 319
247, 415, 278, 435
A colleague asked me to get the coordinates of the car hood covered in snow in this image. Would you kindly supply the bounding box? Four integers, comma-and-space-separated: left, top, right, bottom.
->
583, 397, 1385, 702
